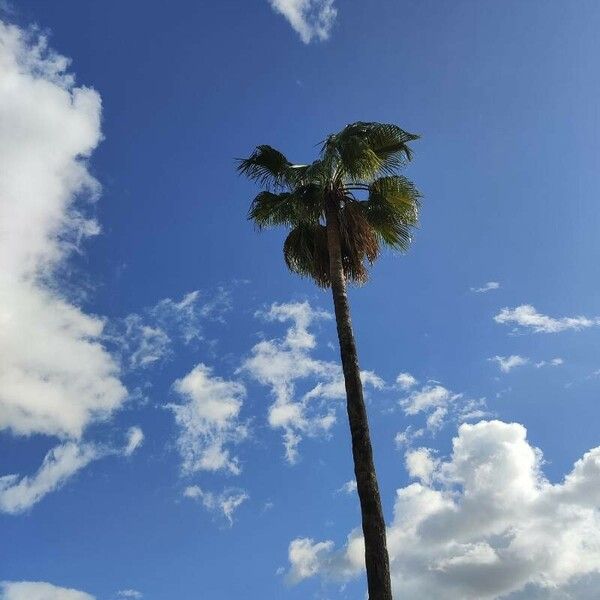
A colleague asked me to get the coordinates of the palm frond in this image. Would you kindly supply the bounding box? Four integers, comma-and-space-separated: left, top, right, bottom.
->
237, 145, 307, 189
248, 184, 324, 229
363, 176, 420, 250
283, 223, 330, 287
322, 122, 419, 182
339, 200, 380, 283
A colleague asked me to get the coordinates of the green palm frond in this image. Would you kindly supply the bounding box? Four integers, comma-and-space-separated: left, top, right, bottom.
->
363, 176, 420, 250
248, 184, 324, 229
322, 122, 419, 182
237, 145, 307, 189
240, 122, 421, 287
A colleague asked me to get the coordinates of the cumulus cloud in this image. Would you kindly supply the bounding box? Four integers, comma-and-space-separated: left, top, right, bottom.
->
495, 305, 599, 333
287, 419, 600, 599
470, 281, 500, 293
0, 581, 94, 600
489, 355, 529, 373
404, 447, 438, 485
184, 485, 248, 525
240, 302, 382, 463
0, 21, 127, 440
170, 364, 247, 475
268, 0, 337, 43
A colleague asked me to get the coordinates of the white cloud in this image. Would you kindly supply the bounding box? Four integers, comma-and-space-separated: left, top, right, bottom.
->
170, 364, 247, 475
405, 448, 439, 485
0, 581, 95, 600
494, 305, 598, 333
394, 426, 424, 449
123, 426, 144, 456
268, 0, 337, 43
110, 288, 232, 370
0, 442, 97, 514
401, 384, 457, 417
400, 378, 489, 436
396, 372, 418, 391
470, 282, 500, 293
0, 22, 127, 441
336, 480, 357, 495
287, 419, 600, 599
116, 590, 142, 599
184, 485, 248, 525
241, 302, 382, 463
489, 355, 529, 373
535, 358, 564, 368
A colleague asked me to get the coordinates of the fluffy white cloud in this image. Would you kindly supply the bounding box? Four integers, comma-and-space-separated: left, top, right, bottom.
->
396, 372, 418, 390
0, 581, 94, 600
0, 21, 127, 441
287, 419, 600, 599
0, 442, 97, 514
405, 447, 438, 485
170, 364, 247, 475
470, 281, 500, 293
241, 302, 382, 463
184, 485, 248, 525
495, 304, 598, 333
268, 0, 337, 43
489, 355, 529, 373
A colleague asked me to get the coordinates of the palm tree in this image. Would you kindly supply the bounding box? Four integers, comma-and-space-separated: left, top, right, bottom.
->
238, 122, 420, 600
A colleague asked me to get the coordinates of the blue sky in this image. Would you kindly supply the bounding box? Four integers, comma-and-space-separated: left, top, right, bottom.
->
2, 1, 600, 599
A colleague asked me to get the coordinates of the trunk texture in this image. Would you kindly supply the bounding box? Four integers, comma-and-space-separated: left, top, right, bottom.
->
325, 194, 393, 600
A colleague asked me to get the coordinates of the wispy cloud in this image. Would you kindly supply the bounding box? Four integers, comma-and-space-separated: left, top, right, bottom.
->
0, 443, 97, 514
268, 0, 337, 43
336, 480, 357, 495
184, 485, 248, 525
399, 375, 489, 434
495, 304, 599, 333
470, 281, 500, 293
489, 355, 529, 373
117, 591, 143, 599
535, 357, 564, 368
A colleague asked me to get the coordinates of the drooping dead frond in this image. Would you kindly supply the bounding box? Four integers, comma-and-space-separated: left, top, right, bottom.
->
283, 223, 330, 287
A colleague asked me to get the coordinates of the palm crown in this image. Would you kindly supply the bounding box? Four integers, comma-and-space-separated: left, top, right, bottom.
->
238, 121, 421, 286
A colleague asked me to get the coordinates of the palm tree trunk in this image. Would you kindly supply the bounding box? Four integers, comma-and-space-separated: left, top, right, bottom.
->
325, 195, 393, 600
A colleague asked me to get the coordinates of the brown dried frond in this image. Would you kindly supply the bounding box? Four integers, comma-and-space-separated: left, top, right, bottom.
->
338, 199, 380, 284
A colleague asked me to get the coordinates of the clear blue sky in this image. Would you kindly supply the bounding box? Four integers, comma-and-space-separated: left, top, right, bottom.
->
2, 1, 600, 599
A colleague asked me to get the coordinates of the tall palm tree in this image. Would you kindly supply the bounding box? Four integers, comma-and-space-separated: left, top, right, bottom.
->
239, 122, 420, 600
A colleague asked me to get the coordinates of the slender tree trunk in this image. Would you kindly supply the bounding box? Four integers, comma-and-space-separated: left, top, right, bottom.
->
325, 194, 393, 600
